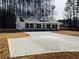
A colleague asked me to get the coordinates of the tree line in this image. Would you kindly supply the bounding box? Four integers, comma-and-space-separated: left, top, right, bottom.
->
0, 0, 55, 19
64, 0, 79, 30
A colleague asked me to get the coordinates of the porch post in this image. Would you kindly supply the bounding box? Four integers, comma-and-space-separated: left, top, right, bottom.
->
41, 23, 43, 30
57, 24, 60, 30
29, 23, 30, 30
51, 23, 52, 30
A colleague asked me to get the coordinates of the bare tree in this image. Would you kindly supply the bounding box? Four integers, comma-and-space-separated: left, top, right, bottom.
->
65, 0, 79, 29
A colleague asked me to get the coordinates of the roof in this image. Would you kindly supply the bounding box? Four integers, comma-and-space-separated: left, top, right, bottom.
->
24, 19, 62, 24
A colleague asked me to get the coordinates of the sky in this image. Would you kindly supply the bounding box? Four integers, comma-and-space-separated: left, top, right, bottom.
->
54, 0, 67, 20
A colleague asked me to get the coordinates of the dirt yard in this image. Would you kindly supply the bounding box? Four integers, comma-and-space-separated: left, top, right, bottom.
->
55, 30, 79, 36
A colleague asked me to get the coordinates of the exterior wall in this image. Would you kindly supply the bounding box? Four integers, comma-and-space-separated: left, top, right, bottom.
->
17, 22, 25, 30
16, 16, 25, 30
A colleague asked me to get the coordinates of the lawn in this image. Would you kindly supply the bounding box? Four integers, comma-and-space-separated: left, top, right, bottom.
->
7, 32, 29, 38
55, 30, 79, 37
0, 32, 29, 38
0, 34, 7, 39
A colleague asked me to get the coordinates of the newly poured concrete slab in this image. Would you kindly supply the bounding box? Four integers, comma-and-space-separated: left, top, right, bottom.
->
8, 32, 79, 57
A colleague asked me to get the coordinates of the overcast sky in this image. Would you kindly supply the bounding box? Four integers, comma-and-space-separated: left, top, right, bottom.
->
54, 0, 67, 20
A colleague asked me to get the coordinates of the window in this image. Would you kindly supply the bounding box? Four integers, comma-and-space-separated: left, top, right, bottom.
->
30, 23, 34, 28
54, 24, 57, 28
46, 24, 51, 29
20, 18, 24, 22
36, 24, 41, 28
52, 24, 54, 28
26, 23, 29, 28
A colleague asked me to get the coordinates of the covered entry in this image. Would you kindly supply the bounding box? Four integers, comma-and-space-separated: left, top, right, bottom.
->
0, 9, 16, 29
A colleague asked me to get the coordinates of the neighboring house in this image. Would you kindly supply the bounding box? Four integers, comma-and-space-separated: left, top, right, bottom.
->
16, 17, 62, 31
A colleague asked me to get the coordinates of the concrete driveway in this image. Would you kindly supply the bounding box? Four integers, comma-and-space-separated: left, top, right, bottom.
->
8, 32, 79, 57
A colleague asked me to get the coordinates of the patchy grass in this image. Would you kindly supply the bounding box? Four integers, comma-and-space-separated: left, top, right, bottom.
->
0, 32, 29, 38
0, 29, 29, 38
7, 32, 29, 38
0, 33, 8, 39
55, 30, 79, 37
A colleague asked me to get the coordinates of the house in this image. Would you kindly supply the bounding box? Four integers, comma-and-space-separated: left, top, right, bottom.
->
16, 17, 62, 31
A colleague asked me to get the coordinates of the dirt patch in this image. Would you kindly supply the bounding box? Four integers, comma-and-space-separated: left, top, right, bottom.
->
55, 30, 79, 37
0, 38, 10, 59
11, 52, 79, 59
